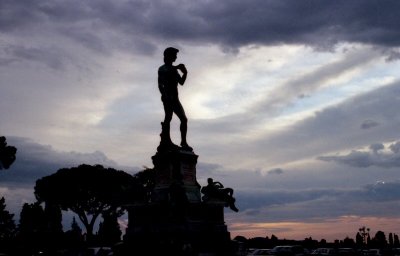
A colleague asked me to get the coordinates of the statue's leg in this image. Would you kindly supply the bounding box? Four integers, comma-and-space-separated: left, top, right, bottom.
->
174, 100, 192, 150
180, 118, 188, 144
229, 201, 239, 212
225, 188, 233, 197
162, 102, 174, 145
226, 196, 238, 212
161, 122, 171, 142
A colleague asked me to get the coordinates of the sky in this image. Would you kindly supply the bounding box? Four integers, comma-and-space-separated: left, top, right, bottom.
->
1, 0, 400, 242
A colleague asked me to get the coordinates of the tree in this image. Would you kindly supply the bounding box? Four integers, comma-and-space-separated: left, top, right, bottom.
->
233, 236, 247, 243
389, 233, 394, 247
18, 202, 46, 234
44, 203, 63, 234
356, 232, 364, 247
17, 202, 47, 251
359, 226, 370, 245
372, 231, 387, 248
133, 167, 156, 202
394, 234, 400, 247
18, 201, 63, 250
0, 197, 16, 241
0, 136, 17, 170
303, 237, 318, 249
342, 237, 355, 247
64, 217, 83, 247
35, 164, 144, 240
70, 217, 82, 235
270, 234, 278, 245
98, 211, 122, 245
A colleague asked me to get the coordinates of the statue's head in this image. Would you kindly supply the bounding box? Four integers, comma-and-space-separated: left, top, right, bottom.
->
163, 47, 179, 63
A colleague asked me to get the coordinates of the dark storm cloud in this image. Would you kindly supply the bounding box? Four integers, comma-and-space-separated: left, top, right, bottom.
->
361, 119, 380, 129
0, 0, 43, 31
60, 29, 110, 55
2, 0, 400, 54
181, 0, 400, 49
318, 141, 400, 168
267, 168, 284, 175
2, 45, 65, 69
364, 181, 400, 201
0, 137, 137, 185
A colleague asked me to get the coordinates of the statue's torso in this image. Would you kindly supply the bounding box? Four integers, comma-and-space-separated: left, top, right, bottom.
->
158, 64, 179, 98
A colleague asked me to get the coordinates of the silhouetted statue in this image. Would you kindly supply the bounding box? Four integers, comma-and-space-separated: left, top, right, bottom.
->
201, 178, 239, 212
158, 47, 192, 151
0, 136, 17, 170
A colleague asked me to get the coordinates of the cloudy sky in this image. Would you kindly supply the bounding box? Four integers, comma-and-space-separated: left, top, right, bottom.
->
1, 0, 400, 241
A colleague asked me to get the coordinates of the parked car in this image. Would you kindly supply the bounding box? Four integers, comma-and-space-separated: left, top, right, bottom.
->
392, 248, 400, 256
311, 248, 337, 256
367, 249, 383, 256
269, 245, 305, 256
247, 248, 258, 255
337, 248, 357, 256
84, 247, 113, 256
248, 248, 272, 255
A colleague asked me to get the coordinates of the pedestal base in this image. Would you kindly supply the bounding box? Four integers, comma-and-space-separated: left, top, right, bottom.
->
151, 149, 201, 203
124, 202, 232, 255
123, 148, 235, 255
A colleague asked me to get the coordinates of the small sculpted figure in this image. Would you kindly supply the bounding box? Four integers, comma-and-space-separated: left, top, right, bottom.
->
158, 47, 192, 151
201, 178, 239, 212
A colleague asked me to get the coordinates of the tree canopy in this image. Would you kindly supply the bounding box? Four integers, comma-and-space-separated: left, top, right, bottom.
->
133, 167, 155, 202
0, 136, 17, 170
0, 197, 16, 241
18, 202, 46, 235
34, 164, 144, 239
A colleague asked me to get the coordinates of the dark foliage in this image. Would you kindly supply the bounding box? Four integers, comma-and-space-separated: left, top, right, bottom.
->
16, 202, 51, 253
34, 164, 144, 240
98, 211, 122, 245
370, 230, 387, 248
0, 136, 17, 170
18, 202, 46, 235
133, 167, 156, 202
64, 217, 84, 248
43, 203, 64, 236
0, 197, 16, 241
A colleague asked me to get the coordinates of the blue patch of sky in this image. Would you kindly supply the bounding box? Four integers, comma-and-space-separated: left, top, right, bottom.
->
281, 77, 390, 117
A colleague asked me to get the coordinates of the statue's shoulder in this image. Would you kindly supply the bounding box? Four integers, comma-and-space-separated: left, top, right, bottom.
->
158, 64, 176, 74
158, 65, 165, 74
158, 64, 170, 73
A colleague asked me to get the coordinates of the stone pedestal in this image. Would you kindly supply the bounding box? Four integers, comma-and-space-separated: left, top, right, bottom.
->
151, 149, 201, 203
124, 148, 233, 255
